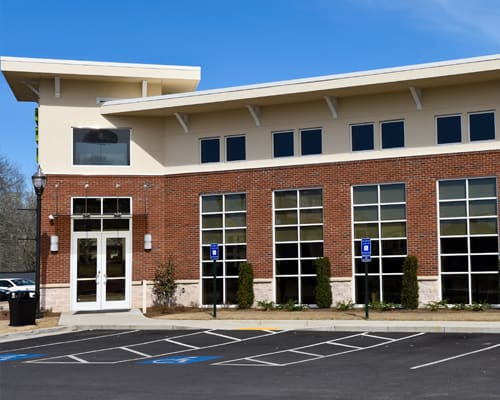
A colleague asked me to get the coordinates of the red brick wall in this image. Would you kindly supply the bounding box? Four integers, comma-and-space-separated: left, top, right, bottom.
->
40, 150, 500, 284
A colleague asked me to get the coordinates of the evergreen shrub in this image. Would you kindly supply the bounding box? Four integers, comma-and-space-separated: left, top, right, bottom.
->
401, 255, 419, 309
315, 257, 332, 308
237, 262, 254, 309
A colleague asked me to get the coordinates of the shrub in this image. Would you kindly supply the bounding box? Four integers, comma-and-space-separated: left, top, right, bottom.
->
336, 300, 355, 311
315, 257, 332, 308
401, 255, 419, 309
257, 300, 275, 311
370, 300, 397, 311
426, 300, 448, 311
237, 262, 254, 309
152, 259, 177, 307
276, 299, 308, 311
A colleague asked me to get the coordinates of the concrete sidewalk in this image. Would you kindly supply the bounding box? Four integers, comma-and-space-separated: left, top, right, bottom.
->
58, 309, 500, 333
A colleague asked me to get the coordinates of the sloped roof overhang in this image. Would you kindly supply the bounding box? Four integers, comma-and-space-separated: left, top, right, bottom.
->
100, 54, 500, 118
0, 56, 201, 101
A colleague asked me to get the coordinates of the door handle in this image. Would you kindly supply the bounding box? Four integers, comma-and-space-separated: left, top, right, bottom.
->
103, 274, 107, 284
95, 270, 100, 283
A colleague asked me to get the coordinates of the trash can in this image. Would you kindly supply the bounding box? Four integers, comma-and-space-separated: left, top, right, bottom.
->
8, 291, 37, 326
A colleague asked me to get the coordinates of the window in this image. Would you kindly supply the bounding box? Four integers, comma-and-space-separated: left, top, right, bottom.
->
381, 120, 405, 149
469, 112, 495, 141
200, 193, 246, 305
200, 138, 220, 163
351, 124, 374, 151
226, 136, 246, 161
73, 128, 130, 166
273, 131, 294, 157
438, 178, 498, 304
437, 115, 461, 144
300, 128, 322, 155
352, 184, 407, 304
274, 188, 323, 304
72, 197, 131, 232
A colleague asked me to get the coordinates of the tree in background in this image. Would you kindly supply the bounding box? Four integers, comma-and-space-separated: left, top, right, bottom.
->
0, 154, 35, 272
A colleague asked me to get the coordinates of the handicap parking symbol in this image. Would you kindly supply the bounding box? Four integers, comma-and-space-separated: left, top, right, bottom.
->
0, 354, 45, 362
140, 356, 221, 365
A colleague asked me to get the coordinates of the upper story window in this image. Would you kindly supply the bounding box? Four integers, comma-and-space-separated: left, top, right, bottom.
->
73, 128, 130, 166
437, 115, 461, 144
226, 135, 246, 161
351, 123, 374, 151
381, 120, 405, 149
300, 128, 322, 155
273, 131, 294, 157
469, 111, 495, 141
200, 137, 220, 163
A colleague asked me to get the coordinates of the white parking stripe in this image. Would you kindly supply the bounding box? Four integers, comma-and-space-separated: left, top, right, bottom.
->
216, 332, 425, 367
68, 355, 89, 363
120, 347, 151, 357
204, 331, 242, 341
28, 329, 285, 364
165, 339, 200, 349
290, 349, 321, 357
410, 343, 500, 370
362, 333, 396, 341
0, 330, 140, 353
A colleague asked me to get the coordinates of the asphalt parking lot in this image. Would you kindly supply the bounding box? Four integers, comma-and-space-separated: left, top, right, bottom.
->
1, 329, 499, 399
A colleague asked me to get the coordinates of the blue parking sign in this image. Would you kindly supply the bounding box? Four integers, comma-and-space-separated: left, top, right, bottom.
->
210, 243, 219, 260
361, 238, 371, 262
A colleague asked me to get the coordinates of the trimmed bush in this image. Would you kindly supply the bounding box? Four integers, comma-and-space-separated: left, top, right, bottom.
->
152, 259, 177, 307
237, 262, 254, 309
315, 257, 332, 308
401, 255, 419, 309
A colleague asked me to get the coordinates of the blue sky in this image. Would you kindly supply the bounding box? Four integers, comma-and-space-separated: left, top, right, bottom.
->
1, 0, 500, 187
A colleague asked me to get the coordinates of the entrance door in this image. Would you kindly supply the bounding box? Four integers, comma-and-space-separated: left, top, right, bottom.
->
72, 232, 131, 311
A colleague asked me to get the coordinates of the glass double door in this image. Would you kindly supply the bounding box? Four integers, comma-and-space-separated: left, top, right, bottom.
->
72, 232, 131, 311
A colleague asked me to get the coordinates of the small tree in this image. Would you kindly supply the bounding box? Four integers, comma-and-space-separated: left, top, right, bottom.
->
315, 257, 332, 308
237, 262, 254, 309
401, 255, 419, 309
152, 259, 177, 307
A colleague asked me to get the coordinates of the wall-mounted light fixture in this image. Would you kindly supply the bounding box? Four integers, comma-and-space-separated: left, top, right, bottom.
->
50, 235, 59, 252
144, 234, 152, 250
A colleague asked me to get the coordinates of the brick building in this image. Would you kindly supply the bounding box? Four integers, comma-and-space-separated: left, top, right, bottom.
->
1, 55, 499, 312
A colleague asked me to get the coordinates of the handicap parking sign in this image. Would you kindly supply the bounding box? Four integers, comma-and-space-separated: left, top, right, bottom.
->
361, 238, 371, 262
210, 243, 219, 260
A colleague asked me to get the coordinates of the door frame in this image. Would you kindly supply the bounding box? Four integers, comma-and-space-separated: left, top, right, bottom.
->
70, 230, 132, 312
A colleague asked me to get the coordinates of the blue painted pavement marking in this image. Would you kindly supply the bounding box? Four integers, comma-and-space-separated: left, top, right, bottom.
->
0, 354, 45, 362
140, 356, 221, 365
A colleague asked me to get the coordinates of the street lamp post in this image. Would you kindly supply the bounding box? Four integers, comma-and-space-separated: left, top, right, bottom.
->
32, 165, 46, 319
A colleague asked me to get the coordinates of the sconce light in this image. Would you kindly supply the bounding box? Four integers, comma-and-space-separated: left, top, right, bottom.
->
50, 235, 59, 252
144, 234, 152, 250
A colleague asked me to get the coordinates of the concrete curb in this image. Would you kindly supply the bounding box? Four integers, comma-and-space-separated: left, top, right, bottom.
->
0, 326, 77, 344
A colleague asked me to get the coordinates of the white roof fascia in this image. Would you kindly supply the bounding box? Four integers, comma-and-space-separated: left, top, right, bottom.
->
100, 54, 500, 115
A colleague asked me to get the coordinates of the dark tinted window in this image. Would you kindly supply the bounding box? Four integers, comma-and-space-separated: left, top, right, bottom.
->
437, 115, 461, 144
351, 124, 374, 151
470, 112, 495, 141
381, 121, 404, 149
226, 136, 246, 161
273, 131, 294, 157
300, 129, 322, 155
73, 128, 130, 166
201, 138, 220, 163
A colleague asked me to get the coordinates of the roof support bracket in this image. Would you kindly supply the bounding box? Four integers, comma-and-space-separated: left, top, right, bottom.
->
324, 96, 338, 119
54, 77, 61, 98
142, 80, 148, 97
246, 104, 261, 127
409, 86, 422, 110
22, 81, 40, 99
174, 112, 189, 133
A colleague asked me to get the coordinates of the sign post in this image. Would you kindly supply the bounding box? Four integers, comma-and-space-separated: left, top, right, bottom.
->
210, 244, 219, 318
361, 238, 372, 320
